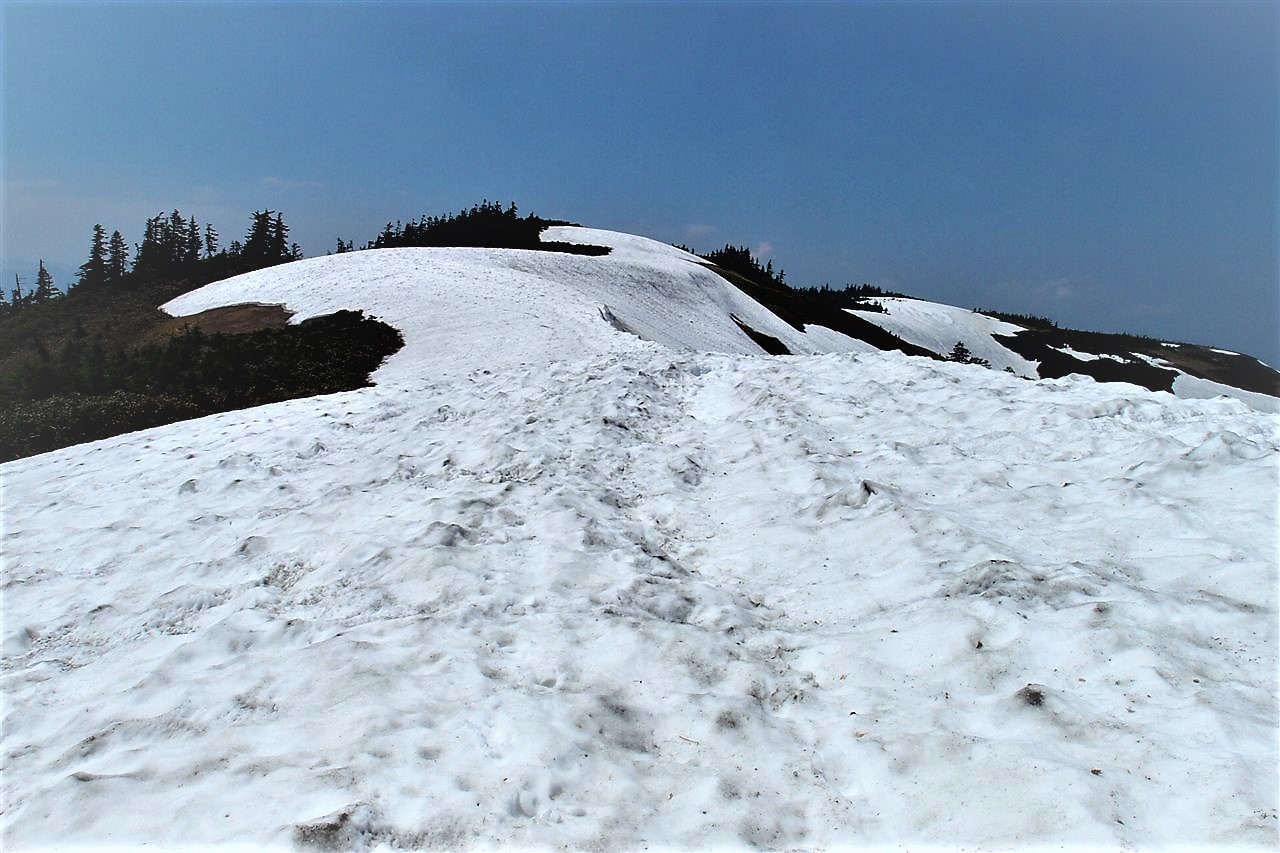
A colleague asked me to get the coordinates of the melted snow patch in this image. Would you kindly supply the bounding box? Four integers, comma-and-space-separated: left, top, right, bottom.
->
1053, 345, 1125, 363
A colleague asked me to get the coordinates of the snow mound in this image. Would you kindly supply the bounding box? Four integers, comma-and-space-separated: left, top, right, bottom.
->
4, 226, 1278, 850
162, 228, 871, 383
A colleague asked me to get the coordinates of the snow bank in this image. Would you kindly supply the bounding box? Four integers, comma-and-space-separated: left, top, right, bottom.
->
1173, 372, 1280, 413
849, 297, 1039, 376
3, 346, 1276, 850
162, 229, 869, 383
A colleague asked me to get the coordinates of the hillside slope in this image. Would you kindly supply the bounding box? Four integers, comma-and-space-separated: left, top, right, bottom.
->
849, 296, 1279, 411
3, 228, 1277, 850
162, 228, 879, 384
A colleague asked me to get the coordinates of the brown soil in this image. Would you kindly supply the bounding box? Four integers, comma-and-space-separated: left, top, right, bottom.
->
145, 303, 294, 343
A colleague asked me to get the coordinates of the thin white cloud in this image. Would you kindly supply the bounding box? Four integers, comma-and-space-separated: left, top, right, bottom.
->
755, 241, 774, 258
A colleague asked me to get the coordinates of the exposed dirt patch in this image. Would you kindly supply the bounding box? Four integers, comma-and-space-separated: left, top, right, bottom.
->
147, 303, 294, 343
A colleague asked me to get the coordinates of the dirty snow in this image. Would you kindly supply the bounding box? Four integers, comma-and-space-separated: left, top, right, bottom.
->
3, 232, 1278, 851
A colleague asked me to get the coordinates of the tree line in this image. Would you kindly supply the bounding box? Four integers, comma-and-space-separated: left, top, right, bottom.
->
2, 209, 302, 317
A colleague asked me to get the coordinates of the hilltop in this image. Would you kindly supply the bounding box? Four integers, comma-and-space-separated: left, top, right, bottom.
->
2, 225, 1277, 850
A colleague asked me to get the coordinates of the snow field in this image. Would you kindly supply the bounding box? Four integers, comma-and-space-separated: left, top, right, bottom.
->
3, 346, 1276, 850
849, 297, 1039, 377
161, 228, 873, 386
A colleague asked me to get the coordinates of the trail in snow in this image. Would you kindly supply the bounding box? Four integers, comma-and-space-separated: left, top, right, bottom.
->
4, 343, 1276, 849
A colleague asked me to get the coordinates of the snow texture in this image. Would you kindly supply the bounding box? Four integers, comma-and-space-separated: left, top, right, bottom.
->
3, 230, 1278, 851
849, 297, 1039, 377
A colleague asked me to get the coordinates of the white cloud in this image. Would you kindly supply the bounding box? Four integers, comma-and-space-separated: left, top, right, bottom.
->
755, 241, 774, 258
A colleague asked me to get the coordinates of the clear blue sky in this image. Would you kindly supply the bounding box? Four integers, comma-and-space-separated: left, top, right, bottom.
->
3, 1, 1277, 364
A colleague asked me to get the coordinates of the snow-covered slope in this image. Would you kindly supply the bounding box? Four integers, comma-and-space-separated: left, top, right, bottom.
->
851, 296, 1279, 411
849, 296, 1039, 377
3, 229, 1278, 851
163, 228, 875, 384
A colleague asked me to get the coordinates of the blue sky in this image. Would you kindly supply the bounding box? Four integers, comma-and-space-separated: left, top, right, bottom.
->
3, 1, 1277, 364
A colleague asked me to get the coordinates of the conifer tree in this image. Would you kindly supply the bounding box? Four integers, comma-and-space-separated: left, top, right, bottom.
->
271, 212, 289, 260
168, 210, 188, 267
107, 230, 130, 279
204, 222, 219, 258
186, 217, 202, 266
33, 260, 57, 303
77, 224, 108, 288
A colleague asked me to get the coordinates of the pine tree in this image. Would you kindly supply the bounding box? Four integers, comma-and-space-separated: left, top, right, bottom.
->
132, 213, 165, 277
241, 210, 293, 268
271, 213, 289, 260
168, 210, 188, 268
77, 224, 108, 288
107, 230, 130, 280
204, 222, 219, 258
242, 210, 274, 265
12, 274, 25, 309
33, 260, 57, 303
186, 216, 202, 266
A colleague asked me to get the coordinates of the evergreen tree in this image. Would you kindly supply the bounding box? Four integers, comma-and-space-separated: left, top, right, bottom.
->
132, 213, 165, 277
240, 210, 294, 269
77, 224, 109, 288
33, 260, 57, 303
271, 212, 289, 260
12, 274, 25, 309
167, 210, 188, 268
241, 210, 275, 265
186, 216, 203, 266
204, 222, 219, 258
107, 230, 130, 280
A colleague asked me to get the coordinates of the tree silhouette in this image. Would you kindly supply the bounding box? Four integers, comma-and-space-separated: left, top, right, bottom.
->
77, 224, 108, 288
107, 230, 130, 280
33, 260, 57, 304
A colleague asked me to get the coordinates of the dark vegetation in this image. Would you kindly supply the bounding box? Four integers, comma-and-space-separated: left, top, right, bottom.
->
975, 308, 1058, 330
362, 200, 608, 255
691, 247, 938, 360
805, 282, 916, 313
730, 315, 791, 356
4, 200, 1276, 462
700, 245, 788, 290
996, 327, 1280, 396
0, 209, 402, 462
0, 312, 402, 461
945, 341, 989, 367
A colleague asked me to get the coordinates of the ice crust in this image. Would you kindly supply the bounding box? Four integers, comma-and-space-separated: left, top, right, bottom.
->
3, 230, 1277, 850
